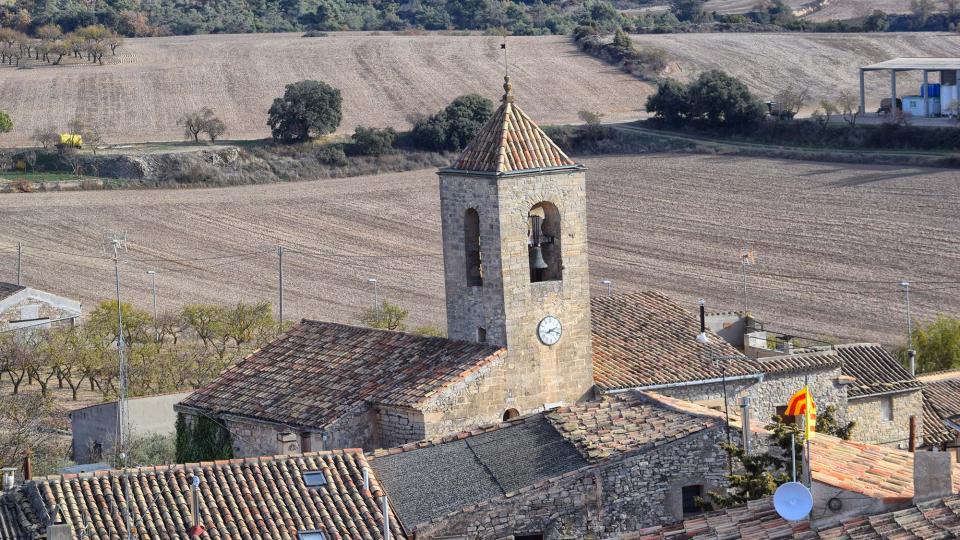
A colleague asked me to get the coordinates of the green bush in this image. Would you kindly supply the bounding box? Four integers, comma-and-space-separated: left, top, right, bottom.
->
175, 412, 233, 463
267, 80, 342, 143
0, 111, 12, 134
411, 94, 494, 152
645, 70, 765, 131
350, 126, 397, 156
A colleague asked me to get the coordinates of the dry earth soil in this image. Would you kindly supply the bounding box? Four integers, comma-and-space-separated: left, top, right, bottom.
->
2, 31, 957, 146
0, 32, 648, 146
1, 153, 957, 347
630, 32, 960, 112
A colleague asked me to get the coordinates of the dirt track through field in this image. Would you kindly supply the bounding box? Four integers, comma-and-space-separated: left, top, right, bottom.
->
630, 32, 960, 112
0, 32, 648, 146
1, 153, 957, 347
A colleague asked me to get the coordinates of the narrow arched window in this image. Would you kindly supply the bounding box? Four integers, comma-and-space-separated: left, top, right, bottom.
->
528, 202, 562, 282
465, 208, 483, 286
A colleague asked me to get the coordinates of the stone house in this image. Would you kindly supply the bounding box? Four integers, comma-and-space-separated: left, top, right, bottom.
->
371, 391, 735, 539
0, 282, 81, 332
592, 292, 849, 427
918, 369, 960, 456
176, 77, 846, 458
834, 343, 924, 448
0, 449, 404, 539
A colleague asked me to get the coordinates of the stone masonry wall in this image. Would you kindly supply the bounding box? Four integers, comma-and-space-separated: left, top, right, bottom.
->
750, 367, 847, 425
416, 427, 731, 539
848, 390, 924, 448
649, 367, 847, 427
431, 168, 595, 440
375, 406, 426, 449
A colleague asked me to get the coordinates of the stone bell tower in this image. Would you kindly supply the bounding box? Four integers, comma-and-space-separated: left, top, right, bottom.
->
437, 76, 594, 409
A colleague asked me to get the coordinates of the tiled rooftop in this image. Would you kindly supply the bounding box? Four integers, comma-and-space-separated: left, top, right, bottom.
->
547, 393, 721, 461
835, 343, 922, 399
0, 282, 25, 302
920, 371, 960, 446
3, 450, 405, 539
591, 292, 759, 390
370, 415, 588, 528
627, 498, 813, 540
180, 320, 505, 429
756, 350, 842, 376
810, 434, 960, 502
632, 495, 960, 540
816, 494, 960, 538
450, 77, 577, 174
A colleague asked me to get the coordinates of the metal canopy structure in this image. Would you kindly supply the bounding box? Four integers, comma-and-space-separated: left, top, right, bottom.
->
858, 57, 960, 115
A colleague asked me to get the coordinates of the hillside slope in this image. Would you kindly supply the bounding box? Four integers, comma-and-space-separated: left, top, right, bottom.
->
631, 32, 960, 109
1, 154, 956, 346
0, 32, 648, 146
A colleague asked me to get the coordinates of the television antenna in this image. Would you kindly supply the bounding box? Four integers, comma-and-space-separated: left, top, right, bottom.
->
739, 243, 756, 315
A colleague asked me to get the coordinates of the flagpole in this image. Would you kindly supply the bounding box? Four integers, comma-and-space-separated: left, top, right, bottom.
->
804, 375, 813, 489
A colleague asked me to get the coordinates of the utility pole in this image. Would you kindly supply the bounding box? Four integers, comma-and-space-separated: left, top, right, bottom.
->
105, 233, 132, 540
368, 278, 380, 322
900, 280, 915, 375
277, 245, 284, 325
147, 270, 158, 343
16, 242, 22, 286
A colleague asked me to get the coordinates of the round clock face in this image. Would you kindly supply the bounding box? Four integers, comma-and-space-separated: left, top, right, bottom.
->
537, 315, 562, 346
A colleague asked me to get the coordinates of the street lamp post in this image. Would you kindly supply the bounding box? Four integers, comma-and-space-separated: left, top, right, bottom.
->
900, 280, 916, 375
147, 270, 158, 343
600, 280, 612, 296
697, 330, 741, 473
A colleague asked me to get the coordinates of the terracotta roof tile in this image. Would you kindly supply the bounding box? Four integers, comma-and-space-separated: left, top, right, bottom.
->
632, 495, 960, 540
591, 292, 759, 390
810, 434, 960, 502
180, 320, 504, 429
920, 371, 960, 446
756, 350, 843, 376
450, 78, 576, 174
835, 343, 922, 399
545, 393, 720, 462
7, 451, 405, 540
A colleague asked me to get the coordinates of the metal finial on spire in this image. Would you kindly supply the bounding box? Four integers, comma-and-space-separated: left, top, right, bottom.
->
500, 40, 513, 102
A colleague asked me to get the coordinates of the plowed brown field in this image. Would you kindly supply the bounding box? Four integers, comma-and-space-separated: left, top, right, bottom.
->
2, 153, 957, 346
0, 32, 648, 146
2, 31, 956, 146
630, 32, 960, 111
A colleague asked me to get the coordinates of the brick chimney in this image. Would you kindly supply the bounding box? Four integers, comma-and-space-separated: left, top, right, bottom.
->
914, 450, 955, 504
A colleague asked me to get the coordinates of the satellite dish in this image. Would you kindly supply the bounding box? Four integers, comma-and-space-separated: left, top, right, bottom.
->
773, 481, 813, 521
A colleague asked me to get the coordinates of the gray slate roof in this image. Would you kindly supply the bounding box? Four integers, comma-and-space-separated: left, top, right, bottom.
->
370, 416, 588, 528
0, 282, 25, 302
835, 343, 922, 399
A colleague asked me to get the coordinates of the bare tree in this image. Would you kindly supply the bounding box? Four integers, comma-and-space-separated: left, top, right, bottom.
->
178, 107, 226, 143
32, 126, 59, 149
837, 91, 860, 127
772, 85, 810, 119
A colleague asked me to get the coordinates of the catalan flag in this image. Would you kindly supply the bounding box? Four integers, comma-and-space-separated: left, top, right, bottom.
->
785, 386, 817, 440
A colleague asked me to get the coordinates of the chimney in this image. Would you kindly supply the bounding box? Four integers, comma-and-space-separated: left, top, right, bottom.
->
1, 468, 15, 491
381, 495, 391, 540
22, 453, 32, 481
187, 474, 206, 537
913, 450, 955, 504
699, 299, 706, 334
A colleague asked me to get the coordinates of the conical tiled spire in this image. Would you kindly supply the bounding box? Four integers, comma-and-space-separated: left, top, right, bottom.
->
452, 76, 577, 175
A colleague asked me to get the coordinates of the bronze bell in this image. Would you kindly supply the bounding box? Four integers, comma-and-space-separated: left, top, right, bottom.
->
530, 245, 549, 270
